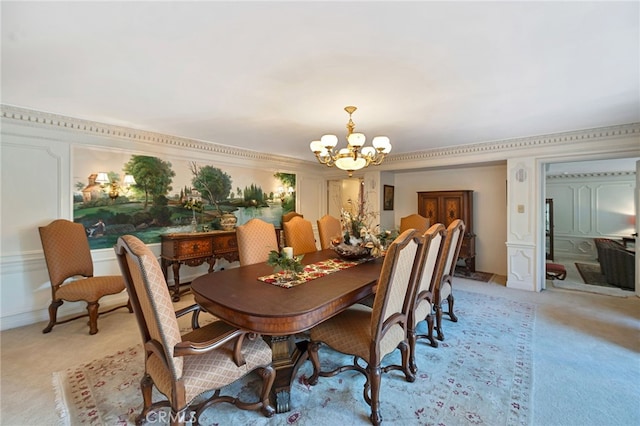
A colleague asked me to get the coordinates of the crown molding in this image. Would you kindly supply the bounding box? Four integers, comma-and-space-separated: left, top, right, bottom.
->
3, 104, 639, 168
385, 123, 640, 163
0, 104, 315, 168
546, 171, 636, 180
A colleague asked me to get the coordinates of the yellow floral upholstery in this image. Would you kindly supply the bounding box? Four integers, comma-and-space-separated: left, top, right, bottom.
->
307, 229, 424, 425
236, 218, 279, 266
38, 219, 130, 335
399, 213, 431, 235
317, 214, 342, 249
282, 216, 317, 255
115, 235, 276, 424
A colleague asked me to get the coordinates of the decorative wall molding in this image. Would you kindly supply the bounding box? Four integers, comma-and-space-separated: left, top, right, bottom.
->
386, 122, 640, 163
546, 171, 636, 180
1, 104, 316, 168
4, 104, 639, 170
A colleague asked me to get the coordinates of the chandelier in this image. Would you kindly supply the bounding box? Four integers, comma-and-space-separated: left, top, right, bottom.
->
309, 106, 392, 177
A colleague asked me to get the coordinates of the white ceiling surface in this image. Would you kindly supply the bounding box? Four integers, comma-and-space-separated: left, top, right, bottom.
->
2, 1, 639, 162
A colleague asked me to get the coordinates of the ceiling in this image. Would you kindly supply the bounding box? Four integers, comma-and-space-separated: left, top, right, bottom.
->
2, 1, 639, 162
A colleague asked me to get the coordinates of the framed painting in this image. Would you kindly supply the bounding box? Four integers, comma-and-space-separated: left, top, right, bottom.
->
383, 185, 394, 211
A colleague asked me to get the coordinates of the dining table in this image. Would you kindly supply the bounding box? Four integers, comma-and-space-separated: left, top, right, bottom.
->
190, 249, 383, 413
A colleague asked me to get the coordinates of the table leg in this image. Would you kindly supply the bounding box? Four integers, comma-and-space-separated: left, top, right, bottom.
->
264, 335, 308, 413
171, 262, 181, 302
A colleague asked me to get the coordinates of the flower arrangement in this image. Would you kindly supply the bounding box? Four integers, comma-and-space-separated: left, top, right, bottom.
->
183, 191, 204, 232
338, 198, 388, 257
267, 250, 304, 282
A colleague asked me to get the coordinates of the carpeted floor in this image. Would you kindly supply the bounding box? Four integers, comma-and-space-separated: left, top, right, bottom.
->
574, 262, 610, 287
53, 290, 533, 425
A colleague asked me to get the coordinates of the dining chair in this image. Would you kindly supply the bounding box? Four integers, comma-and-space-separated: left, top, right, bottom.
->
306, 229, 425, 425
282, 216, 317, 256
407, 223, 447, 373
434, 219, 465, 341
236, 218, 279, 266
317, 214, 342, 249
114, 235, 276, 425
38, 219, 131, 335
399, 213, 430, 235
282, 211, 303, 223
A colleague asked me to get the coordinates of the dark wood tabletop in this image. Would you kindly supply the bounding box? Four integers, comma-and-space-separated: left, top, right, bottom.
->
191, 249, 383, 335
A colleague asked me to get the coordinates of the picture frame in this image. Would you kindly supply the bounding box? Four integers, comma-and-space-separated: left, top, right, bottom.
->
383, 185, 394, 210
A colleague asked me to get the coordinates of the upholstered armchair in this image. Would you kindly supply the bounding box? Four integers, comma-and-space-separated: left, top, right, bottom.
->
236, 218, 279, 266
317, 214, 342, 249
434, 219, 465, 341
408, 223, 447, 372
38, 219, 131, 335
114, 235, 276, 425
282, 216, 318, 256
306, 229, 425, 425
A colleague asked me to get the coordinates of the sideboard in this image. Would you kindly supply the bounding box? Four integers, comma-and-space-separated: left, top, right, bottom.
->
161, 231, 239, 301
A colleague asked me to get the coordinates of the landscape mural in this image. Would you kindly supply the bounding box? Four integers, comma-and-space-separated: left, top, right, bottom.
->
73, 146, 296, 250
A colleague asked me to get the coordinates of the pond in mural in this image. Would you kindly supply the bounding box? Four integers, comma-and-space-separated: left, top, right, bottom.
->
73, 147, 296, 250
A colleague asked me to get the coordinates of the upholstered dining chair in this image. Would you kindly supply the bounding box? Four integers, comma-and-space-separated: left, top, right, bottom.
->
38, 219, 131, 335
407, 223, 447, 373
282, 216, 317, 256
236, 218, 279, 266
399, 213, 430, 235
114, 235, 276, 425
282, 211, 303, 223
317, 214, 342, 249
434, 219, 465, 341
307, 229, 425, 425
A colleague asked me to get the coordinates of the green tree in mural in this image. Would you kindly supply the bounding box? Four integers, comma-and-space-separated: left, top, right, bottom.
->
124, 155, 175, 210
274, 172, 296, 189
189, 162, 232, 212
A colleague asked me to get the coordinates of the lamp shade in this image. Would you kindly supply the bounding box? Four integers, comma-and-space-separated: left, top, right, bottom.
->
95, 172, 110, 184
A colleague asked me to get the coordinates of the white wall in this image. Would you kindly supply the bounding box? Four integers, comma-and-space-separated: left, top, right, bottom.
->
546, 172, 636, 261
393, 164, 508, 275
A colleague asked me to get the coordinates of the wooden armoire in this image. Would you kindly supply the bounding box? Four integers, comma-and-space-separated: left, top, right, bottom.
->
417, 190, 476, 272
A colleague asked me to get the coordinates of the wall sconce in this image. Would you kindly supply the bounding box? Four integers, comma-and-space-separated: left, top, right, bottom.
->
276, 186, 294, 202
95, 172, 136, 201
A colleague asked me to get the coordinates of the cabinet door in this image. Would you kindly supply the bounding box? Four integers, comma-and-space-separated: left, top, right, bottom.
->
418, 195, 440, 225
441, 194, 465, 228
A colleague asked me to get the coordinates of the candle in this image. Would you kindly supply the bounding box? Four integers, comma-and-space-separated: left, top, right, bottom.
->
283, 247, 294, 259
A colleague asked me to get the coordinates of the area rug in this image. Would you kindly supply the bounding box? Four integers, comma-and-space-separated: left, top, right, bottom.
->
574, 262, 610, 287
53, 290, 533, 425
454, 266, 495, 282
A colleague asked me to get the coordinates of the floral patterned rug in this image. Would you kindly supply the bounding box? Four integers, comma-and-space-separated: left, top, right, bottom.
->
53, 290, 533, 425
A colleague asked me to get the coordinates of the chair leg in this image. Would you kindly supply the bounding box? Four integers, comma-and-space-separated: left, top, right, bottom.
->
398, 341, 415, 383
258, 366, 276, 417
435, 304, 445, 341
126, 298, 134, 313
42, 299, 63, 333
426, 314, 438, 348
87, 301, 100, 335
135, 374, 154, 425
446, 293, 458, 322
408, 326, 418, 374
307, 341, 322, 386
369, 365, 382, 426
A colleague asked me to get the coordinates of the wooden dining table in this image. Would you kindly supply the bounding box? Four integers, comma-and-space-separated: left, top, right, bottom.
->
190, 249, 383, 413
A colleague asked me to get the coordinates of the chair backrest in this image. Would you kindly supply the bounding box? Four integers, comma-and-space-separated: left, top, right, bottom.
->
114, 235, 184, 380
371, 229, 424, 357
411, 223, 447, 325
236, 218, 279, 265
38, 219, 94, 288
282, 212, 303, 223
317, 214, 342, 249
439, 219, 466, 280
282, 216, 317, 256
399, 214, 430, 235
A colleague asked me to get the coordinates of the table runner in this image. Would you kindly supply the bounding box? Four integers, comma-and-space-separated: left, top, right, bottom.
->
258, 257, 368, 288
